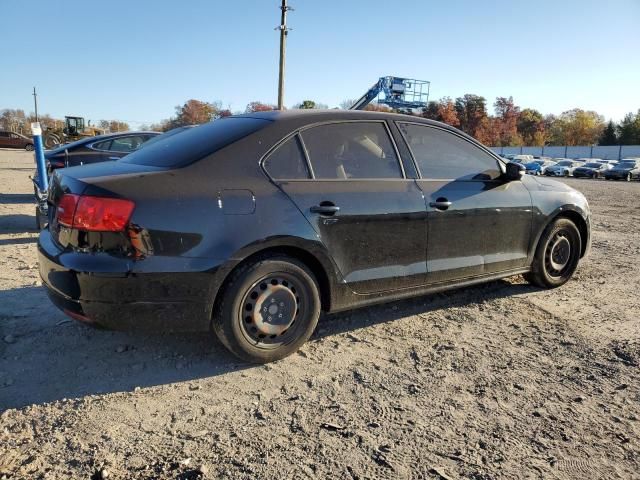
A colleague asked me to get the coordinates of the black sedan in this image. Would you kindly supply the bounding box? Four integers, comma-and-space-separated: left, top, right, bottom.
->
45, 131, 160, 173
573, 162, 612, 179
38, 111, 591, 363
604, 159, 640, 181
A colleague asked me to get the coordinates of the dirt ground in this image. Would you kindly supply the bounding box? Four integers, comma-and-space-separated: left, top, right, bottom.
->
0, 149, 638, 480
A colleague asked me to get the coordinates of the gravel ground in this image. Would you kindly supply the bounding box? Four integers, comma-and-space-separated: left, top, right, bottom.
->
1, 150, 638, 479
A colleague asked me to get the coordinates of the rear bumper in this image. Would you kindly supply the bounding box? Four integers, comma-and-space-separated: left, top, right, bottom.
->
38, 230, 222, 332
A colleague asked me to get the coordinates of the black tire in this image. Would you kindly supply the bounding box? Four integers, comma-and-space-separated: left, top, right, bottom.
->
564, 171, 569, 177
524, 218, 581, 288
25, 143, 34, 151
212, 255, 321, 363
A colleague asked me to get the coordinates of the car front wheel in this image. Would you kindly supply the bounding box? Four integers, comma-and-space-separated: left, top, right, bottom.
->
25, 144, 34, 151
213, 255, 321, 363
525, 218, 581, 288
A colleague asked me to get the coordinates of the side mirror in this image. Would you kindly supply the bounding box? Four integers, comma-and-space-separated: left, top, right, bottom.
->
504, 161, 525, 181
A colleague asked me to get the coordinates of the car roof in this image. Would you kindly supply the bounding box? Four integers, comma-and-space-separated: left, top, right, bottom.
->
234, 109, 487, 148
236, 109, 453, 128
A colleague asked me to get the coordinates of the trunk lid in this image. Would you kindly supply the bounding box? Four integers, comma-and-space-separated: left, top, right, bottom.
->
48, 161, 165, 252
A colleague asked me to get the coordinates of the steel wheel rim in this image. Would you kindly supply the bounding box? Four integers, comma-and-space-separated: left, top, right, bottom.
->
546, 232, 572, 276
238, 272, 306, 349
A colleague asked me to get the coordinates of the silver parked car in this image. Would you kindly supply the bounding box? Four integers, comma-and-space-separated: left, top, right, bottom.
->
545, 159, 585, 177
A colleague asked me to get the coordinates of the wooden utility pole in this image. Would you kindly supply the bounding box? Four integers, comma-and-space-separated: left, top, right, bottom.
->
277, 0, 292, 110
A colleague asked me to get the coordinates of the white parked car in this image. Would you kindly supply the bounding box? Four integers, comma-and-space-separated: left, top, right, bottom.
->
545, 159, 585, 177
510, 154, 534, 163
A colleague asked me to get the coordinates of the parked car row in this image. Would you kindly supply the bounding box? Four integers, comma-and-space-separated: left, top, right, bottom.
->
500, 154, 640, 181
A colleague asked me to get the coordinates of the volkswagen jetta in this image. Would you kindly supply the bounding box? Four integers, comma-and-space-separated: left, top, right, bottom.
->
38, 110, 591, 363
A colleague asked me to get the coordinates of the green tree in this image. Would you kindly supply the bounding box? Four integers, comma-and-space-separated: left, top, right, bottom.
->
599, 120, 618, 145
617, 111, 640, 144
454, 94, 488, 138
517, 108, 545, 145
422, 101, 439, 120
298, 100, 316, 109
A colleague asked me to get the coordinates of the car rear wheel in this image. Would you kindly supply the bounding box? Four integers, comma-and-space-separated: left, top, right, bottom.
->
25, 143, 34, 151
213, 255, 321, 363
524, 218, 581, 289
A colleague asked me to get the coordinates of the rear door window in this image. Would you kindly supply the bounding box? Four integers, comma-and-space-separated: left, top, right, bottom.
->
301, 122, 402, 179
92, 140, 112, 150
398, 123, 501, 180
264, 135, 310, 179
109, 136, 146, 152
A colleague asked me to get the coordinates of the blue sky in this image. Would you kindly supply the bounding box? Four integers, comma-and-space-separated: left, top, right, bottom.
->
2, 0, 639, 126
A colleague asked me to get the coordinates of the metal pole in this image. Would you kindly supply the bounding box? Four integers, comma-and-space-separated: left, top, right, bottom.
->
31, 122, 48, 191
33, 87, 39, 123
277, 0, 291, 110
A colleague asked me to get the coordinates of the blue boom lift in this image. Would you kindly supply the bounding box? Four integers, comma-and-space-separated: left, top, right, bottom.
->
349, 76, 430, 111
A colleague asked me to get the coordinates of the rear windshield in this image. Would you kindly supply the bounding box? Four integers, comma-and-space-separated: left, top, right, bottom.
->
122, 117, 271, 168
47, 136, 95, 154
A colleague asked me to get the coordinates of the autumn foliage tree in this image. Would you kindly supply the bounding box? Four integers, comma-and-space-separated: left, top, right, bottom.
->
246, 101, 277, 113
492, 96, 522, 146
552, 109, 605, 145
454, 94, 488, 139
422, 97, 459, 127
173, 99, 221, 126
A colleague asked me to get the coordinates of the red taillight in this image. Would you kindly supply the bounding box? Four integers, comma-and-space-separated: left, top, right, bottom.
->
56, 194, 135, 232
57, 194, 79, 227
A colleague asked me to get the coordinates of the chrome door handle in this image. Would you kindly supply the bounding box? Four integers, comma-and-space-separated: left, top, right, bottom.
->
310, 204, 340, 215
429, 199, 452, 210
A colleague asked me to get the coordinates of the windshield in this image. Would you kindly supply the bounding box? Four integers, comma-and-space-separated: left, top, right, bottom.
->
584, 163, 601, 168
139, 126, 195, 149
122, 117, 271, 168
46, 136, 96, 154
557, 161, 573, 166
618, 161, 637, 168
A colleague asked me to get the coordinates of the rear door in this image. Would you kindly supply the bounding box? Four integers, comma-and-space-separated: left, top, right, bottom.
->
396, 122, 532, 283
9, 133, 24, 148
264, 121, 427, 294
0, 132, 10, 148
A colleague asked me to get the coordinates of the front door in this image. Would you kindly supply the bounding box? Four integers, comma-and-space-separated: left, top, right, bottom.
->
264, 121, 428, 294
396, 122, 532, 284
